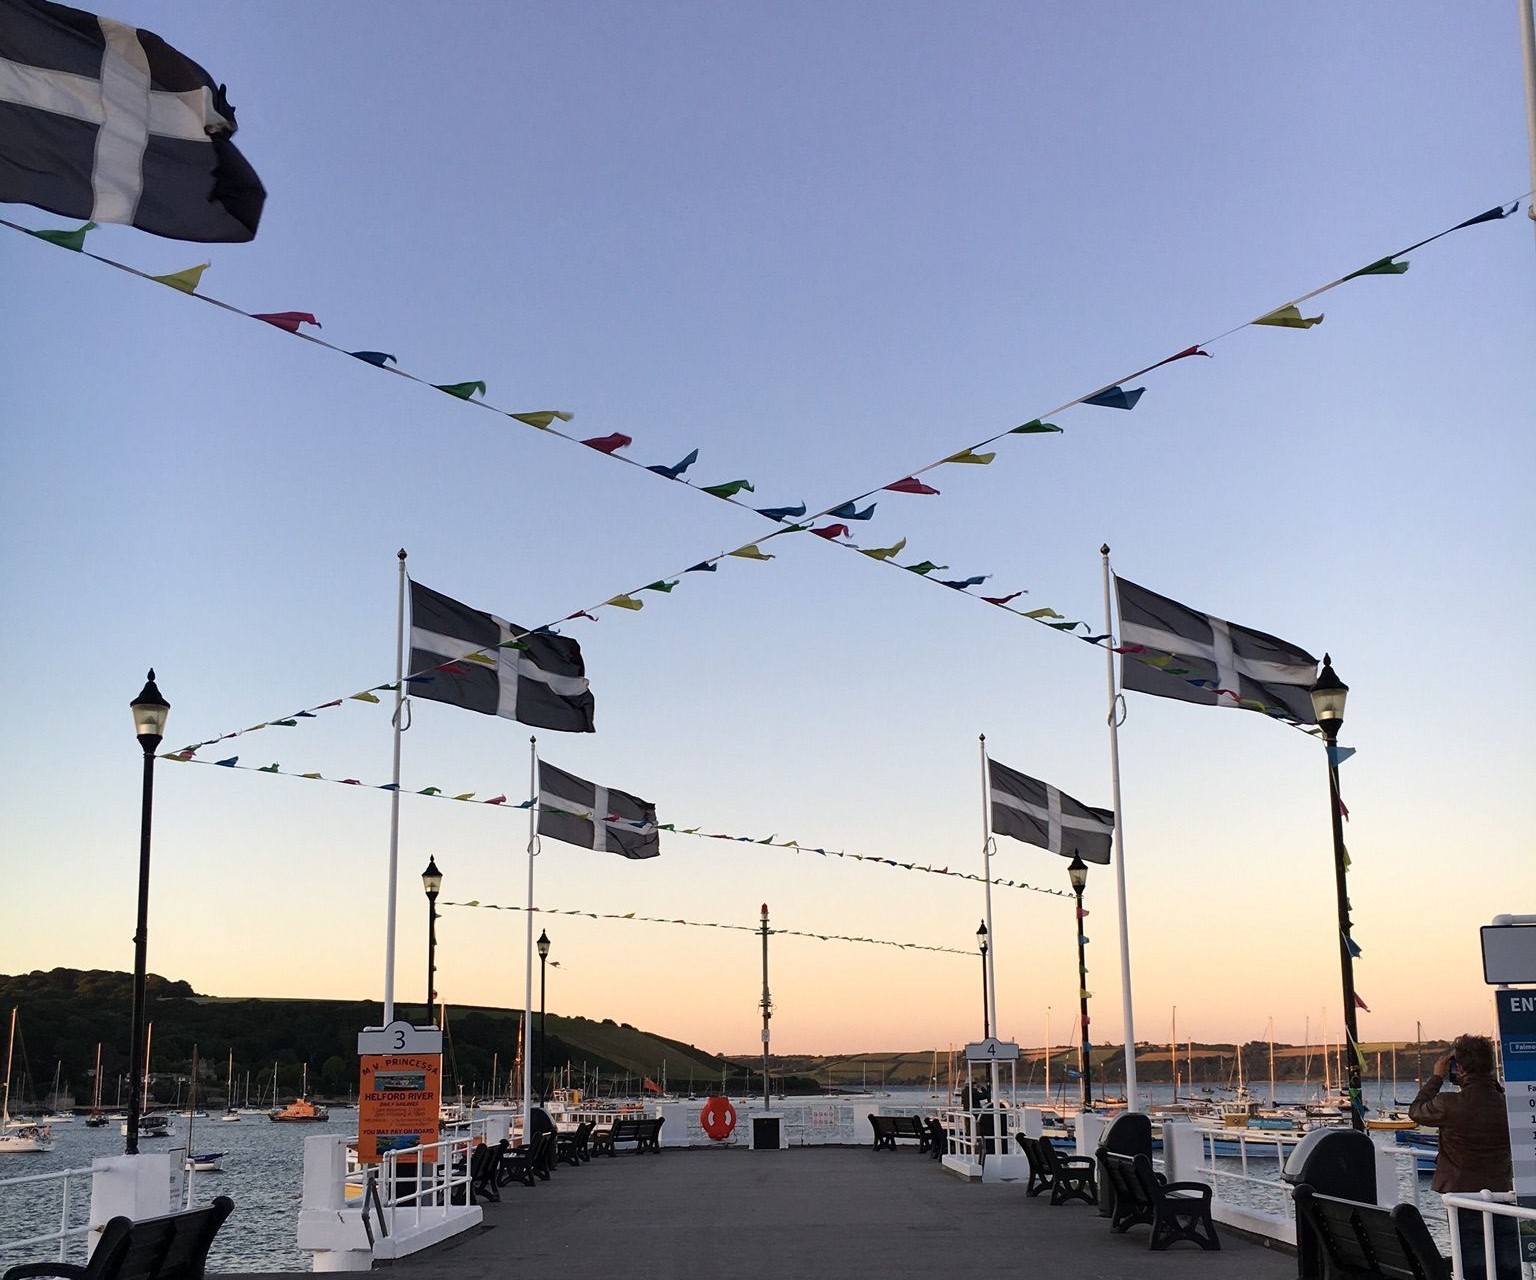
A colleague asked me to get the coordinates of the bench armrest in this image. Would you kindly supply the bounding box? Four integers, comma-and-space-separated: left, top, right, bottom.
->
1160, 1181, 1212, 1198
4, 1266, 93, 1280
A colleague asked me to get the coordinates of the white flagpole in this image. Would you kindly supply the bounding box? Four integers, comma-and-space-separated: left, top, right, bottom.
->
382, 548, 407, 1027
1100, 544, 1139, 1110
977, 735, 1001, 1127
1521, 0, 1536, 249
522, 736, 537, 1128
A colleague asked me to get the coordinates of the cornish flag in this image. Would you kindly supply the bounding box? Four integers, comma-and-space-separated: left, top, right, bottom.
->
409, 580, 595, 733
0, 0, 265, 241
988, 758, 1113, 864
537, 761, 659, 860
1114, 576, 1318, 722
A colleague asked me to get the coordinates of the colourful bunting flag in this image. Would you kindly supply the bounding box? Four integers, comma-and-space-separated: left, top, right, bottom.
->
1023, 607, 1063, 620
904, 561, 947, 575
648, 448, 699, 478
1011, 419, 1062, 434
565, 610, 598, 622
811, 524, 850, 540
252, 311, 320, 333
686, 561, 717, 572
729, 544, 774, 561
755, 502, 806, 520
582, 432, 632, 454
885, 476, 940, 495
982, 591, 1023, 606
350, 350, 396, 366
1083, 385, 1144, 410
1353, 993, 1371, 1012
701, 479, 755, 498
1254, 305, 1323, 329
1449, 203, 1516, 232
29, 222, 95, 251
1343, 257, 1410, 280
215, 757, 237, 767
861, 538, 907, 561
643, 580, 678, 594
606, 594, 644, 610
510, 410, 574, 429
150, 263, 209, 294
939, 575, 989, 590
1345, 934, 1362, 958
350, 690, 381, 703
944, 449, 995, 465
419, 786, 442, 795
828, 501, 877, 520
434, 380, 486, 399
485, 795, 507, 805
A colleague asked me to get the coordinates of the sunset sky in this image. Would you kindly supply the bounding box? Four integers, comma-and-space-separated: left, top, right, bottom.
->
2, 0, 1532, 1060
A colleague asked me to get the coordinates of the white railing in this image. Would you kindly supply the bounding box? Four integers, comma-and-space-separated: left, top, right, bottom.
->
1441, 1190, 1536, 1280
0, 1165, 97, 1265
342, 1131, 477, 1234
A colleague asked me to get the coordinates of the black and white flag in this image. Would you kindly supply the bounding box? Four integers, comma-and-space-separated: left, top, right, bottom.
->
537, 761, 659, 860
409, 580, 595, 734
0, 0, 265, 241
988, 757, 1113, 864
1114, 576, 1318, 723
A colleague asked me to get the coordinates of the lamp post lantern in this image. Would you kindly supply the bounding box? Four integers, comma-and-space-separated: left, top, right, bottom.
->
536, 929, 550, 1103
1309, 654, 1363, 1132
976, 920, 991, 1038
421, 857, 442, 1024
1067, 853, 1093, 1112
126, 670, 169, 1156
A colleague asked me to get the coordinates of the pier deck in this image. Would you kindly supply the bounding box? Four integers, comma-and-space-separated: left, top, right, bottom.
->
226, 1147, 1297, 1279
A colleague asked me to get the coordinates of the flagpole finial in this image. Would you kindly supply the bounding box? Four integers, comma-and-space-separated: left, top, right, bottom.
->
398, 548, 407, 561
979, 732, 986, 744
1100, 544, 1110, 555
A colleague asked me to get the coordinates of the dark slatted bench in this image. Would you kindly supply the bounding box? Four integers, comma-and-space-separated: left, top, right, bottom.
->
2, 1196, 234, 1280
1292, 1185, 1450, 1280
1018, 1135, 1097, 1205
868, 1114, 929, 1152
590, 1115, 664, 1155
1101, 1151, 1219, 1251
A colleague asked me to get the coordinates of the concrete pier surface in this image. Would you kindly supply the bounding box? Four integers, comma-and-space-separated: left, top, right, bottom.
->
224, 1147, 1298, 1280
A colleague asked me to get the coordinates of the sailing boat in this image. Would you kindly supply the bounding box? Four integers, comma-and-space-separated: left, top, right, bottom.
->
1365, 1038, 1418, 1131
84, 1043, 107, 1126
123, 1022, 173, 1138
1, 1009, 53, 1154
220, 1049, 240, 1122
268, 1062, 329, 1122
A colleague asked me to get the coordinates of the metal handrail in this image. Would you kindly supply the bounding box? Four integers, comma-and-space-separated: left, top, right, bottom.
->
0, 1165, 96, 1263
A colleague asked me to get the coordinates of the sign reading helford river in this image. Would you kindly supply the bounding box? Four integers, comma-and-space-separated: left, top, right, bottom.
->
356, 1022, 443, 1163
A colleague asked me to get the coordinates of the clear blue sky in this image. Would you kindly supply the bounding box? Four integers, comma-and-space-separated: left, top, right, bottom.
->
2, 1, 1532, 1058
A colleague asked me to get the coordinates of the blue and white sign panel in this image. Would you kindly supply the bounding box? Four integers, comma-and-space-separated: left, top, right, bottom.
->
1493, 989, 1536, 1263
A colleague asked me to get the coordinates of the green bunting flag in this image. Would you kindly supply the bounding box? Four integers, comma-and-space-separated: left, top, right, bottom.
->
702, 479, 755, 498
642, 580, 678, 593
904, 561, 947, 575
1343, 257, 1410, 280
434, 380, 487, 399
1011, 419, 1062, 434
29, 222, 95, 251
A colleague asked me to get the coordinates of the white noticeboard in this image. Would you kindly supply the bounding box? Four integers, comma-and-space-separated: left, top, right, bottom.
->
1481, 923, 1536, 985
964, 1038, 1019, 1062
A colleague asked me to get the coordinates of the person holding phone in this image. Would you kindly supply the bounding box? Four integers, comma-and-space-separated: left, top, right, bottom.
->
1408, 1033, 1516, 1279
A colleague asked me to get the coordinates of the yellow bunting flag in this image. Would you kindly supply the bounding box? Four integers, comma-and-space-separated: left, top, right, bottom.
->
729, 544, 775, 561
453, 793, 476, 801
150, 263, 210, 294
1254, 304, 1324, 329
861, 538, 907, 561
350, 690, 380, 703
462, 651, 496, 664
606, 594, 644, 610
510, 410, 574, 429
944, 449, 996, 465
1022, 607, 1063, 619
1341, 844, 1351, 868
301, 772, 322, 779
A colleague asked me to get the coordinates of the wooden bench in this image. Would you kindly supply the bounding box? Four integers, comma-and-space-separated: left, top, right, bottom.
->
868, 1114, 929, 1152
498, 1129, 555, 1187
1100, 1152, 1219, 1251
3, 1196, 234, 1280
1292, 1185, 1450, 1280
469, 1138, 507, 1201
556, 1119, 595, 1166
924, 1117, 947, 1159
590, 1115, 664, 1156
1018, 1135, 1097, 1206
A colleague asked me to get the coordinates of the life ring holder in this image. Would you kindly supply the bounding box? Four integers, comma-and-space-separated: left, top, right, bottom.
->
700, 1095, 737, 1142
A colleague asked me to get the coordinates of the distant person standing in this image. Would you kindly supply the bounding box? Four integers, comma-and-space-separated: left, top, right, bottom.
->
1408, 1034, 1517, 1280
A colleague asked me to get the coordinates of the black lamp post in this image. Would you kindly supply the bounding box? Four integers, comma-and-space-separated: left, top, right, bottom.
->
1067, 853, 1093, 1112
976, 920, 990, 1038
1310, 655, 1363, 1131
536, 930, 551, 1103
421, 857, 442, 1024
126, 670, 169, 1156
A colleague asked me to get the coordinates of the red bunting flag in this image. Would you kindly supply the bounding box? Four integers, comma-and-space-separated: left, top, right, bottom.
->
582, 432, 633, 454
811, 524, 851, 540
885, 476, 940, 495
1353, 993, 1370, 1012
485, 795, 508, 805
982, 591, 1023, 606
252, 311, 320, 333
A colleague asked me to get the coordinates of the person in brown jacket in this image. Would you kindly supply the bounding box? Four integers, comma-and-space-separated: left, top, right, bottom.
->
1408, 1033, 1517, 1279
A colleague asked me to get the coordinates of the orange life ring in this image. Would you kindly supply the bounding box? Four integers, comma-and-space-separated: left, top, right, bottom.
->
700, 1095, 737, 1141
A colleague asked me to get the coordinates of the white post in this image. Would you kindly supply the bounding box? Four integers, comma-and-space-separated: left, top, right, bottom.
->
382, 549, 408, 1025
522, 738, 537, 1128
977, 736, 1001, 1131
1100, 545, 1139, 1109
1521, 0, 1536, 248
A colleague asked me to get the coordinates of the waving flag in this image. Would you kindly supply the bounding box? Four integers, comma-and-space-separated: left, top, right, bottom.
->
0, 0, 265, 241
409, 580, 595, 732
988, 758, 1113, 864
538, 760, 659, 859
1114, 575, 1317, 722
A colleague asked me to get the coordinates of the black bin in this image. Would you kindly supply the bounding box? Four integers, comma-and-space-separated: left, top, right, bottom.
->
1095, 1112, 1152, 1219
1282, 1129, 1378, 1279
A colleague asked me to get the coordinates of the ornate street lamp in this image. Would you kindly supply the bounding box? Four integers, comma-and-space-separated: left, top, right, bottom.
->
422, 857, 442, 1023
976, 920, 990, 1038
1068, 853, 1093, 1112
536, 929, 551, 1103
126, 670, 169, 1155
1310, 655, 1363, 1130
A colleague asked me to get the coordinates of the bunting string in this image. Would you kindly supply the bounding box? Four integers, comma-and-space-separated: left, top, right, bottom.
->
162, 751, 1068, 896
443, 898, 976, 955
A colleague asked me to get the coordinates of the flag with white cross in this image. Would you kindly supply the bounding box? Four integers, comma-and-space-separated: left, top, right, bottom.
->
987, 757, 1113, 864
1114, 575, 1319, 723
0, 0, 265, 241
